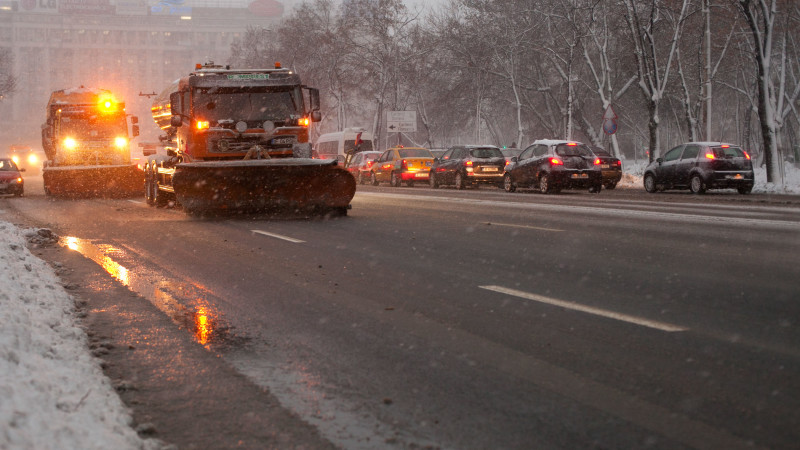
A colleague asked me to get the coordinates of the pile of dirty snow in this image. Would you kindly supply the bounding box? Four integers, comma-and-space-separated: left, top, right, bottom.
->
0, 221, 157, 450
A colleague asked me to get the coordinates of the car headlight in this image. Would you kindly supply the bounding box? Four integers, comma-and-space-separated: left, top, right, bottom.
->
28, 154, 38, 164
11, 155, 19, 164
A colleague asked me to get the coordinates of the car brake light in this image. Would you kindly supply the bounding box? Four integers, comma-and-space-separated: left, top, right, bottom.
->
721, 144, 729, 148
744, 151, 751, 160
705, 152, 715, 160
465, 160, 473, 166
617, 160, 622, 166
401, 159, 408, 170
593, 158, 601, 165
550, 157, 563, 165
567, 142, 577, 146
367, 161, 374, 168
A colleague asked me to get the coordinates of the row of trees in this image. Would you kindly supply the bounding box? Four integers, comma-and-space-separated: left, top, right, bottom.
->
229, 0, 799, 183
0, 49, 15, 103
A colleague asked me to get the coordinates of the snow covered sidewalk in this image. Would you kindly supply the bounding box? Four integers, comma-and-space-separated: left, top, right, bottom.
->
0, 220, 156, 450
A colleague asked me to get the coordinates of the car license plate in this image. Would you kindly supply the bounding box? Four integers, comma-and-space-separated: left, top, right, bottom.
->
272, 137, 293, 144
415, 172, 427, 177
601, 164, 609, 169
482, 167, 498, 172
571, 173, 588, 179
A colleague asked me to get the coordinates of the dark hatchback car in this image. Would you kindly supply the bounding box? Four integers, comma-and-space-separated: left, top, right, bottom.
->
430, 145, 506, 189
591, 147, 622, 189
504, 140, 602, 194
643, 142, 754, 194
0, 158, 25, 196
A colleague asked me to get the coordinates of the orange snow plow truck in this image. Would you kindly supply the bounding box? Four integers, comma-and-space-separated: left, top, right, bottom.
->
145, 62, 355, 215
41, 87, 142, 197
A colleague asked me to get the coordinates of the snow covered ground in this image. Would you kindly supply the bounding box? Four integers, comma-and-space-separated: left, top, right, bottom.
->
1, 162, 798, 449
0, 224, 159, 450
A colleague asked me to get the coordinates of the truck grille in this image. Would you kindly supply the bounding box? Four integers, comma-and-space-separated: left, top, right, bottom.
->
208, 135, 297, 153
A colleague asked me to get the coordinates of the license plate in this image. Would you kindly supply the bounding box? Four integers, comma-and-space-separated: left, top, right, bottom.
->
272, 137, 293, 144
482, 167, 498, 172
601, 164, 610, 169
726, 174, 744, 180
415, 172, 427, 177
571, 173, 588, 179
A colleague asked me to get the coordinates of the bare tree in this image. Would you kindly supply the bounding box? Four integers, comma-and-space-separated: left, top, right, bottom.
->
622, 0, 690, 161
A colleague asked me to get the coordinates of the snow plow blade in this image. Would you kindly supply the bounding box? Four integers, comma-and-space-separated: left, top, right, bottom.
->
43, 165, 144, 198
172, 159, 356, 215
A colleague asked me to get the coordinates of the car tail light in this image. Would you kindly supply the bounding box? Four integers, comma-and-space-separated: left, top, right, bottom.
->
401, 159, 408, 170
550, 157, 563, 165
616, 160, 622, 166
721, 144, 729, 148
465, 160, 473, 166
593, 158, 601, 165
744, 151, 751, 160
505, 158, 511, 165
705, 152, 715, 160
367, 161, 374, 168
567, 142, 577, 146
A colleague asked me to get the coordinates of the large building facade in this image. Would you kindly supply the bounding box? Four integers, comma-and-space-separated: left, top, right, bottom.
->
0, 0, 284, 149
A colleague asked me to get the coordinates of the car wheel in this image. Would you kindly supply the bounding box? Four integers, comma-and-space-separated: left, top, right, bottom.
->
539, 174, 553, 194
644, 173, 657, 193
370, 172, 379, 186
589, 183, 601, 193
503, 173, 516, 192
390, 172, 401, 187
429, 172, 439, 188
737, 185, 753, 194
454, 172, 465, 190
604, 181, 617, 190
689, 174, 706, 194
357, 171, 365, 185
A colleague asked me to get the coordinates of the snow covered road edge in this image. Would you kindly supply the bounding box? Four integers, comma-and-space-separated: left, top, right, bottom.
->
0, 220, 157, 450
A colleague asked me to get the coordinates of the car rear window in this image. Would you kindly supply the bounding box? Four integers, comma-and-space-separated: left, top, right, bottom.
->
555, 144, 593, 157
711, 146, 746, 158
469, 147, 503, 158
399, 149, 432, 158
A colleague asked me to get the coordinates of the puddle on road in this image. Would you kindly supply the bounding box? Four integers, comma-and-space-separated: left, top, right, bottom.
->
60, 236, 243, 349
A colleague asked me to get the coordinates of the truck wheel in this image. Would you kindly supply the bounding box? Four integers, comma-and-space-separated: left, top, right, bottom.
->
145, 165, 156, 205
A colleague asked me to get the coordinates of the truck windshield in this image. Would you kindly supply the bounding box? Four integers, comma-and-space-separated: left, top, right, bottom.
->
60, 114, 128, 138
194, 87, 300, 123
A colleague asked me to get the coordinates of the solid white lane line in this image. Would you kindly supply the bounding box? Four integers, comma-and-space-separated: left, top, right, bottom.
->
479, 285, 688, 332
485, 222, 564, 232
127, 200, 145, 204
251, 229, 305, 243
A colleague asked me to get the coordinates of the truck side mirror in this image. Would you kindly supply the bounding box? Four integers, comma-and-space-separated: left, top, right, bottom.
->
170, 116, 182, 127
311, 111, 322, 123
131, 116, 139, 124
309, 88, 320, 112
169, 92, 181, 116
132, 124, 140, 137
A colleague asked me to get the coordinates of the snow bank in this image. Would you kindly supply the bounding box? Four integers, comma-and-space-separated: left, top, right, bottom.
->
0, 221, 155, 450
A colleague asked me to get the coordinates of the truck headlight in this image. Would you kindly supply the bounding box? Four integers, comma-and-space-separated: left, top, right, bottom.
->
63, 137, 78, 150
114, 137, 128, 148
28, 154, 38, 165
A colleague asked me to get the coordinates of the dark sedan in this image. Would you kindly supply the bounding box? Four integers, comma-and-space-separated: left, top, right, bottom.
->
0, 158, 25, 196
643, 142, 754, 194
591, 147, 623, 189
503, 140, 602, 194
430, 145, 506, 189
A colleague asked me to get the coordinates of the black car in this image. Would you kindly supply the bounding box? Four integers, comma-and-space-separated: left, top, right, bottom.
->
503, 140, 602, 194
430, 145, 506, 189
591, 147, 623, 189
643, 142, 754, 194
0, 158, 25, 196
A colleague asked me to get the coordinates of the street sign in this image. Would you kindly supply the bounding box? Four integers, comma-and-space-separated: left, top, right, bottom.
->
602, 105, 618, 135
387, 110, 417, 133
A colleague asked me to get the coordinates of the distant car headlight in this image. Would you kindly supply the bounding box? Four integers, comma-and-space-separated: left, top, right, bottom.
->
63, 137, 78, 150
27, 153, 38, 164
114, 137, 128, 148
11, 155, 19, 164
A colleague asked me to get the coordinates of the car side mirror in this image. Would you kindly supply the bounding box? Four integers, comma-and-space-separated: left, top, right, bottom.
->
656, 157, 664, 164
20, 167, 26, 172
511, 156, 518, 163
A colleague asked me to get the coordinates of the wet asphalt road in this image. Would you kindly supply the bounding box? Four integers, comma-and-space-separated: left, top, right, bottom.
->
3, 177, 800, 449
